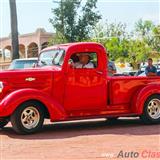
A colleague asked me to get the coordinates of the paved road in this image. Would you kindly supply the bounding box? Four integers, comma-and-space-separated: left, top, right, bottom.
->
0, 118, 160, 160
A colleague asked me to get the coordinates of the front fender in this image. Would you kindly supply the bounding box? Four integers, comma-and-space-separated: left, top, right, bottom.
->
0, 89, 67, 121
131, 84, 160, 114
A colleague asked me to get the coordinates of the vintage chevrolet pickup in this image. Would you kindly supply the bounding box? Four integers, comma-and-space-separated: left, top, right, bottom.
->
0, 42, 160, 134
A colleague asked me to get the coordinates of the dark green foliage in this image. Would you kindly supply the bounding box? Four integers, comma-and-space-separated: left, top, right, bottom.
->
49, 0, 101, 43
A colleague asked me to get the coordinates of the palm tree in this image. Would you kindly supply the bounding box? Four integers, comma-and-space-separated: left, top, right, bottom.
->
9, 0, 19, 60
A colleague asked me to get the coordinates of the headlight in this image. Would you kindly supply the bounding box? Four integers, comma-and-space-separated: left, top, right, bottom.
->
0, 82, 4, 93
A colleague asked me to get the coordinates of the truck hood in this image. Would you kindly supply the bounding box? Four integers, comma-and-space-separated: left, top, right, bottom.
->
0, 66, 61, 79
0, 66, 59, 95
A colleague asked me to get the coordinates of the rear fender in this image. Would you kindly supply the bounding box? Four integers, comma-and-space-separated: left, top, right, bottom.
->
131, 84, 160, 114
0, 89, 67, 121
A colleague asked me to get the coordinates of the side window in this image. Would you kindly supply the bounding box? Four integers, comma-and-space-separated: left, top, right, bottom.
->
70, 52, 98, 69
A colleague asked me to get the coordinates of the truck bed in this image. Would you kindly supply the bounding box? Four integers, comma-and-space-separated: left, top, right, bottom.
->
109, 76, 160, 105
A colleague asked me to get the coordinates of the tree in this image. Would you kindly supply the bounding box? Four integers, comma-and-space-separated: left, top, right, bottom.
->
49, 0, 101, 43
134, 19, 155, 45
9, 0, 19, 60
76, 0, 101, 41
92, 21, 129, 60
91, 20, 157, 68
105, 21, 128, 40
127, 39, 152, 69
104, 22, 130, 60
90, 23, 108, 46
152, 25, 160, 52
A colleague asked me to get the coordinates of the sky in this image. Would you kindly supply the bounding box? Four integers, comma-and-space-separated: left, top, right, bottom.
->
0, 0, 160, 38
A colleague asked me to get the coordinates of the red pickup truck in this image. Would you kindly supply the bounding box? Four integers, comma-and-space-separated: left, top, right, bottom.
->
0, 42, 160, 134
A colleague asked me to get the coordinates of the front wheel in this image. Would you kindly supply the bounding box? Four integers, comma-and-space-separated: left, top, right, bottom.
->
140, 95, 160, 124
11, 101, 44, 134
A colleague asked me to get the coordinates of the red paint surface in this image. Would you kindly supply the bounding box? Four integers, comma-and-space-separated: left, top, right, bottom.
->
0, 42, 160, 121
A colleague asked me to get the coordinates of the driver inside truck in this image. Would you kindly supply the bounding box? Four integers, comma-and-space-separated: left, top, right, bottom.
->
72, 53, 94, 69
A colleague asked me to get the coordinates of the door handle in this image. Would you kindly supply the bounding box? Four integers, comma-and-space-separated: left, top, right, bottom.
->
96, 71, 103, 75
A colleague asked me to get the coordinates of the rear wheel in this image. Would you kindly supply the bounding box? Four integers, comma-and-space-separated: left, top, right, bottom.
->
140, 95, 160, 124
0, 119, 9, 128
11, 101, 44, 134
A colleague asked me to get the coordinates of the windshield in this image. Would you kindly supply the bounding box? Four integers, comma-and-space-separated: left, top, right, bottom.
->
38, 49, 65, 67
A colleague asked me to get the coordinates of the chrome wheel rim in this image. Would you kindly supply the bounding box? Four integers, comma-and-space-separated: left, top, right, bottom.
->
21, 106, 40, 129
147, 99, 160, 119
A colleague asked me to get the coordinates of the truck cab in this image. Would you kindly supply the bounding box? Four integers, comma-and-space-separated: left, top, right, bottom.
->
0, 42, 160, 134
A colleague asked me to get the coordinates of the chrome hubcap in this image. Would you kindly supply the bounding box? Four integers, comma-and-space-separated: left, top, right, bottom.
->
21, 106, 40, 129
147, 99, 160, 119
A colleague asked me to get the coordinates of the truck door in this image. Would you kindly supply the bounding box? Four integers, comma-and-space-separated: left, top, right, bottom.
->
64, 49, 107, 112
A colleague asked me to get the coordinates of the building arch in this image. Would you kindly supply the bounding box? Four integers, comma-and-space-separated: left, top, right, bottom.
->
0, 28, 54, 68
4, 45, 11, 51
41, 42, 49, 50
27, 42, 38, 58
3, 45, 12, 61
